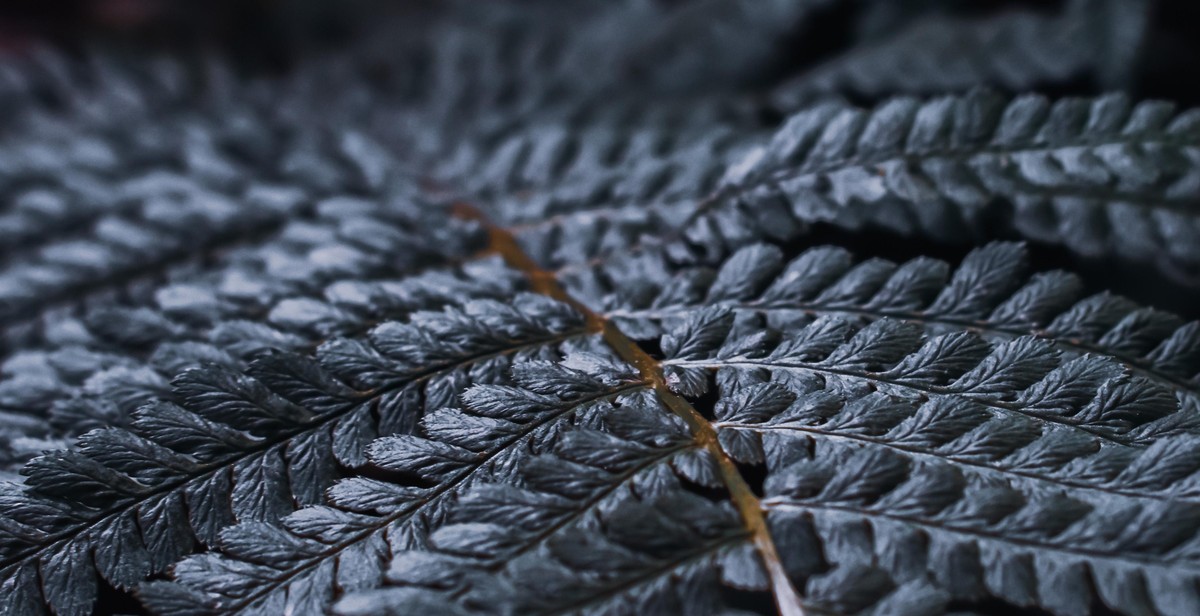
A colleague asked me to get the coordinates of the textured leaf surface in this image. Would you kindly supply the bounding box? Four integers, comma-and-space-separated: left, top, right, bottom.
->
0, 1, 1199, 615
684, 92, 1200, 283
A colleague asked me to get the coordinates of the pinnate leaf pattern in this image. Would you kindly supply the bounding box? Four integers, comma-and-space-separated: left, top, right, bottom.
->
0, 2, 1198, 615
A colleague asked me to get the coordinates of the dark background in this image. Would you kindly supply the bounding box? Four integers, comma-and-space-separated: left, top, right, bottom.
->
1, 0, 1197, 103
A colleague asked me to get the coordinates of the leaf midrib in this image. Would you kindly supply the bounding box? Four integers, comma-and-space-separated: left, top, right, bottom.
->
456, 202, 807, 616
669, 357, 1136, 445
609, 301, 1199, 398
723, 422, 1194, 505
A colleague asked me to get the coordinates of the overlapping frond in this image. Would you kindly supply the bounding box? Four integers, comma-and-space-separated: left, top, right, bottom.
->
0, 294, 590, 615
325, 321, 1200, 615
684, 92, 1200, 283
128, 256, 1200, 615
139, 353, 642, 614
568, 241, 1200, 399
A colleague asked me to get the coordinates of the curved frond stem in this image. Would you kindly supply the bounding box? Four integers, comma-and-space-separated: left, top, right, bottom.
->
612, 302, 1200, 397
454, 201, 807, 616
670, 358, 1134, 445
724, 423, 1194, 505
684, 128, 1200, 233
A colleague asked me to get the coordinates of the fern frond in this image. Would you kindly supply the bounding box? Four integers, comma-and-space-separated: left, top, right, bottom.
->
772, 0, 1148, 109
138, 354, 644, 614
0, 294, 589, 615
443, 119, 752, 222
382, 363, 1194, 615
659, 306, 1192, 443
0, 219, 498, 468
431, 105, 765, 268
331, 349, 1200, 615
760, 441, 1200, 615
684, 92, 1200, 283
135, 233, 1200, 615
2, 5, 1199, 614
572, 241, 1200, 401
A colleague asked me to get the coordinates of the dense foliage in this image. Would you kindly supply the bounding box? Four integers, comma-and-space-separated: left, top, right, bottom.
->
0, 1, 1198, 614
